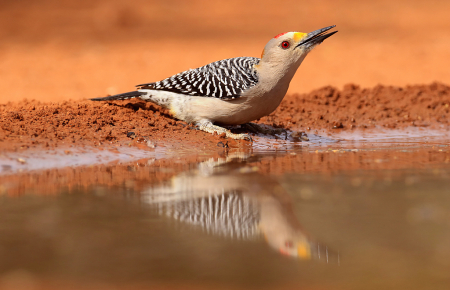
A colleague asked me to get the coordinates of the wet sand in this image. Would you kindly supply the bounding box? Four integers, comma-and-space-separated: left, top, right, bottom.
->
1, 141, 449, 196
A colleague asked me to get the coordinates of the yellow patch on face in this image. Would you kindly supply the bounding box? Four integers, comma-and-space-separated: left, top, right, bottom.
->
293, 32, 307, 43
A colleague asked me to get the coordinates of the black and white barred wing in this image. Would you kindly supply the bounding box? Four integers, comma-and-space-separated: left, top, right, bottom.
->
137, 57, 260, 100
145, 190, 261, 240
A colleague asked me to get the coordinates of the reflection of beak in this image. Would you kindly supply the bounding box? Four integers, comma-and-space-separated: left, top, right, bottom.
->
295, 25, 337, 49
278, 242, 312, 259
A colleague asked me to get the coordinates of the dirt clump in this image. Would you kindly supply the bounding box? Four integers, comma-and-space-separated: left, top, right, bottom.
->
261, 82, 450, 131
0, 99, 247, 152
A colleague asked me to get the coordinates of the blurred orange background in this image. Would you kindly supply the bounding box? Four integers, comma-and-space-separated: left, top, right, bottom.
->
1, 0, 450, 103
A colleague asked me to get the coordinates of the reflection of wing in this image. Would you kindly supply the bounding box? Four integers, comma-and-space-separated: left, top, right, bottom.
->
150, 191, 261, 240
141, 154, 339, 262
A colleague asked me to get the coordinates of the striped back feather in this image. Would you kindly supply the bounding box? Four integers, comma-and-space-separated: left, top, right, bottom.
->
137, 57, 260, 100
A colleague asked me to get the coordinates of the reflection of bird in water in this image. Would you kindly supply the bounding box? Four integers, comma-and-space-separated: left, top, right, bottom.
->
142, 154, 338, 262
153, 190, 260, 240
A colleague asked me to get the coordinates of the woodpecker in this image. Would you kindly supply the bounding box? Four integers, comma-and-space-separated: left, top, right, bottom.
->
92, 26, 337, 140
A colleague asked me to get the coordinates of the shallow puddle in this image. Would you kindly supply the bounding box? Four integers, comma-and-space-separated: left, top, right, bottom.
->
0, 137, 450, 290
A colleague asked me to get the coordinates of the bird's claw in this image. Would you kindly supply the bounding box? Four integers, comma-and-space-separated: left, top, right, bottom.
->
242, 134, 253, 142
243, 123, 287, 139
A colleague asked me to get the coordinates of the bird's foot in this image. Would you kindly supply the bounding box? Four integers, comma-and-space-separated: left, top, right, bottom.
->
243, 123, 288, 140
196, 121, 253, 141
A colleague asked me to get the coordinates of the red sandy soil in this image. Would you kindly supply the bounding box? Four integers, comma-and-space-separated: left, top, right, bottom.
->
1, 83, 449, 153
259, 82, 450, 131
0, 97, 250, 152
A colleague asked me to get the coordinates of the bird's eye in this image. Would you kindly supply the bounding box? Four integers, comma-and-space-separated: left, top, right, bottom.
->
281, 41, 290, 49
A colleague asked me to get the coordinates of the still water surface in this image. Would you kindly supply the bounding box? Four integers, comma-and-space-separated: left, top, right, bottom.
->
0, 143, 449, 290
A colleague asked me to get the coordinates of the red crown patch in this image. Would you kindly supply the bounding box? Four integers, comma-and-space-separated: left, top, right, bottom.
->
274, 32, 288, 38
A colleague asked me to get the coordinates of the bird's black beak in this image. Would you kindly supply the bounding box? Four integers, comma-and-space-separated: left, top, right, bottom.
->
295, 25, 337, 49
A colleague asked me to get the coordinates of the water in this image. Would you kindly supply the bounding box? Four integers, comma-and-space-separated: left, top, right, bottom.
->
0, 139, 449, 289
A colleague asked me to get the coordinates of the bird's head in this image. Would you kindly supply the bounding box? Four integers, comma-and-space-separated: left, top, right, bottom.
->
260, 25, 337, 66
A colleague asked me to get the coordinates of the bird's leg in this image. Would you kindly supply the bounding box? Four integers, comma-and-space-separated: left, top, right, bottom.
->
196, 121, 252, 141
243, 123, 288, 140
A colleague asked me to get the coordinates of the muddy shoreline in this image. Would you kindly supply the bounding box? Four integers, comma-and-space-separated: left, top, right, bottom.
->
1, 143, 449, 195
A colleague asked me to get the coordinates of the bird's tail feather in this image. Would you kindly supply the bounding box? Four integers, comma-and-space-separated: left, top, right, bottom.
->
91, 91, 145, 101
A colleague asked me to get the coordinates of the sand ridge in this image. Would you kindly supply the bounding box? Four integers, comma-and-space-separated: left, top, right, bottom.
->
1, 83, 449, 153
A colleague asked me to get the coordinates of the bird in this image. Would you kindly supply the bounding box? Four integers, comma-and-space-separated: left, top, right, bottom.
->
91, 26, 337, 141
